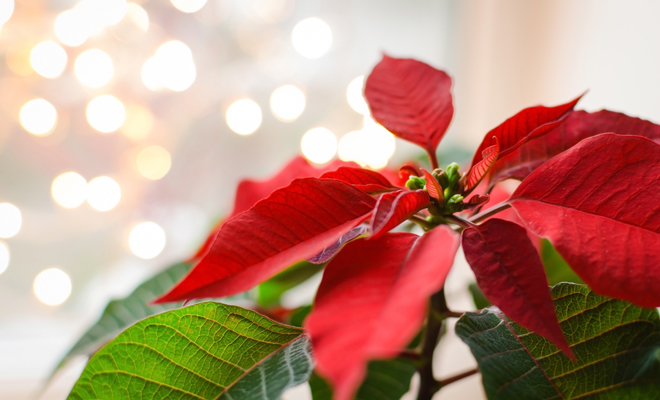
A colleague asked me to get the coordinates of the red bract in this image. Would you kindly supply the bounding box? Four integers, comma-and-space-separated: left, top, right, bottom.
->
464, 137, 500, 195
510, 133, 660, 308
462, 218, 572, 357
156, 178, 376, 302
319, 166, 398, 194
488, 110, 660, 187
420, 169, 443, 202
306, 228, 459, 400
365, 55, 453, 168
370, 190, 431, 238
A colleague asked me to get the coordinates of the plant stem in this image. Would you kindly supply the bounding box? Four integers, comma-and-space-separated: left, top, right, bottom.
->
416, 290, 448, 400
428, 150, 439, 170
409, 215, 435, 231
468, 201, 512, 223
438, 368, 479, 387
444, 214, 475, 229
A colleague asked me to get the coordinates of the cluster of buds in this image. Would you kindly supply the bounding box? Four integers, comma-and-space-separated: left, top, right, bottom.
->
404, 163, 466, 214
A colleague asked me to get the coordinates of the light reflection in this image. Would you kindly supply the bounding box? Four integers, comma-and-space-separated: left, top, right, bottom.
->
301, 127, 337, 164
126, 3, 149, 31
54, 9, 93, 47
75, 49, 114, 88
86, 95, 126, 133
0, 203, 21, 238
30, 41, 67, 78
76, 0, 128, 28
137, 145, 171, 180
87, 176, 121, 211
0, 0, 14, 25
270, 85, 305, 122
347, 75, 369, 115
20, 99, 57, 136
52, 172, 87, 209
141, 41, 196, 91
171, 0, 208, 13
129, 222, 166, 259
0, 241, 8, 275
226, 99, 262, 135
120, 104, 153, 141
34, 268, 72, 306
292, 17, 332, 59
338, 118, 396, 169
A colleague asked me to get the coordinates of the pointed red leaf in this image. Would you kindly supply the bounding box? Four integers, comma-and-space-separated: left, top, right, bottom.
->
320, 167, 398, 194
470, 95, 582, 172
489, 110, 660, 187
462, 218, 572, 357
306, 228, 460, 400
399, 164, 420, 180
464, 137, 500, 195
510, 133, 660, 308
420, 169, 443, 202
464, 194, 489, 210
370, 190, 431, 238
364, 55, 453, 163
156, 178, 376, 303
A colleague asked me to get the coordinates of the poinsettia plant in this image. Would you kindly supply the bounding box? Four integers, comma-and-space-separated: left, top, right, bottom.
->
62, 56, 660, 400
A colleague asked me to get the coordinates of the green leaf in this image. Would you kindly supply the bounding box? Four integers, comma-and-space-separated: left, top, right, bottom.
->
68, 302, 314, 400
309, 358, 416, 400
258, 260, 324, 306
540, 239, 583, 285
456, 283, 660, 400
468, 282, 491, 309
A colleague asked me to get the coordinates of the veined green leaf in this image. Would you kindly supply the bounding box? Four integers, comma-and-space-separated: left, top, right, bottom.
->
309, 358, 416, 400
456, 283, 660, 400
68, 302, 314, 400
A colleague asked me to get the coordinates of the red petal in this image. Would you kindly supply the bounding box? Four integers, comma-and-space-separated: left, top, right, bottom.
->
364, 55, 453, 161
462, 219, 572, 358
464, 137, 500, 194
489, 110, 660, 187
306, 228, 460, 400
399, 164, 420, 180
320, 167, 398, 194
464, 194, 489, 210
420, 169, 443, 202
510, 133, 660, 308
370, 190, 431, 238
470, 95, 582, 172
156, 178, 376, 303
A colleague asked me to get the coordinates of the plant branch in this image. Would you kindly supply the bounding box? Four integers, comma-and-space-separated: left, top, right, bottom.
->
398, 349, 421, 362
468, 202, 512, 224
416, 290, 448, 400
428, 150, 439, 170
438, 368, 479, 387
444, 214, 475, 229
409, 215, 435, 231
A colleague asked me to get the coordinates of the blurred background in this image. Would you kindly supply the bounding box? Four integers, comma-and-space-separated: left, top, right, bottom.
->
1, 0, 660, 399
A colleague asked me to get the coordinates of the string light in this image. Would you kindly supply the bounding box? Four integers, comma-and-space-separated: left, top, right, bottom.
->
141, 41, 196, 92
0, 203, 21, 238
171, 0, 208, 13
86, 95, 126, 133
20, 99, 57, 136
347, 75, 369, 115
126, 3, 149, 31
301, 127, 337, 164
0, 0, 14, 25
54, 9, 93, 47
226, 99, 262, 135
33, 268, 72, 306
0, 241, 8, 275
86, 176, 121, 211
30, 41, 67, 78
129, 222, 166, 259
137, 145, 172, 180
52, 172, 87, 209
75, 49, 114, 88
270, 85, 306, 122
120, 104, 154, 141
292, 17, 332, 59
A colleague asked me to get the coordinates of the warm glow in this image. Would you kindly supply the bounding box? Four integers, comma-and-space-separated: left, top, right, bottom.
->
86, 95, 126, 133
20, 99, 57, 136
0, 0, 14, 25
30, 41, 67, 78
291, 17, 332, 59
0, 203, 21, 238
76, 0, 128, 28
6, 44, 33, 76
86, 176, 121, 211
54, 9, 93, 47
301, 127, 337, 164
126, 3, 149, 31
129, 222, 166, 259
142, 41, 196, 91
137, 145, 171, 180
171, 0, 207, 13
347, 75, 369, 115
338, 130, 361, 163
33, 268, 72, 306
0, 241, 8, 275
75, 49, 114, 88
51, 172, 87, 209
339, 118, 396, 169
226, 99, 262, 135
270, 85, 305, 122
120, 104, 153, 141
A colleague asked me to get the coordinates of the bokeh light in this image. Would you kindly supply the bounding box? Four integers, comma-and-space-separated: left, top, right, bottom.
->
347, 75, 369, 115
126, 3, 149, 31
33, 268, 72, 306
0, 241, 8, 275
86, 176, 121, 211
0, 203, 21, 238
20, 99, 57, 136
171, 0, 208, 13
76, 0, 127, 28
129, 222, 166, 259
0, 0, 14, 25
54, 9, 93, 47
121, 104, 154, 141
51, 172, 87, 209
226, 99, 262, 135
30, 41, 67, 78
338, 118, 396, 169
292, 17, 332, 59
6, 44, 33, 76
75, 49, 114, 88
301, 127, 337, 164
86, 95, 126, 133
141, 41, 196, 91
270, 85, 305, 122
137, 145, 172, 180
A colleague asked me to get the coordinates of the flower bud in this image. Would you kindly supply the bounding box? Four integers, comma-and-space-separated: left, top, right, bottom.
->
405, 176, 426, 190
